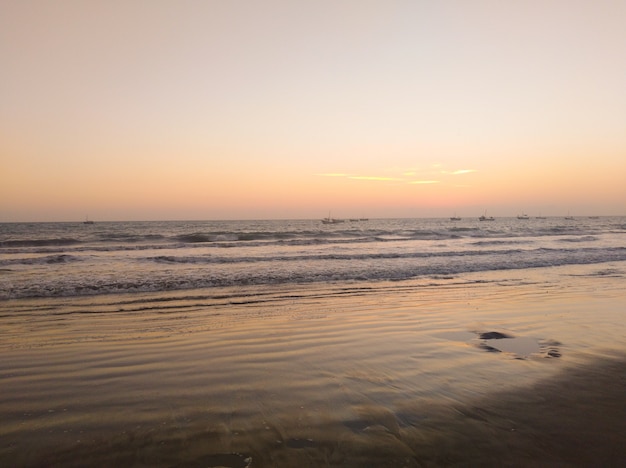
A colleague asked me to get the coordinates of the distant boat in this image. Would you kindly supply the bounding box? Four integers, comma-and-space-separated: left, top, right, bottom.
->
517, 213, 529, 220
536, 214, 547, 219
450, 213, 461, 221
479, 212, 494, 221
321, 213, 344, 224
564, 212, 574, 220
588, 216, 600, 219
83, 216, 94, 225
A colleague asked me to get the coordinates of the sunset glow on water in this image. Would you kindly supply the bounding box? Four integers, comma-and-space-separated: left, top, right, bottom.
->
1, 2, 625, 466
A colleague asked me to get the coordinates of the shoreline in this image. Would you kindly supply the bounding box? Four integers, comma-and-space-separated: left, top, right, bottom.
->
1, 263, 625, 466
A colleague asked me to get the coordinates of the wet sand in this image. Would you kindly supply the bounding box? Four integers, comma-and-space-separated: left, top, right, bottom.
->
1, 263, 625, 467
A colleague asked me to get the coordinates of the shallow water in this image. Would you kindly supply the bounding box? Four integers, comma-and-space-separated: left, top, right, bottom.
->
2, 217, 625, 299
1, 263, 625, 466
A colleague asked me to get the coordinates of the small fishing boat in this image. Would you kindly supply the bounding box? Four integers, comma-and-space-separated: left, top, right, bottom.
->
321, 213, 344, 224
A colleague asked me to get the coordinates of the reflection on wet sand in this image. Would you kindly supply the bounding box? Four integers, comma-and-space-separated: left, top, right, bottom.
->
11, 355, 625, 467
1, 264, 625, 467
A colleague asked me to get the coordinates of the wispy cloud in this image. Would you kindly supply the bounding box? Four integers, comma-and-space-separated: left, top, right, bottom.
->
317, 167, 472, 185
348, 176, 403, 181
448, 169, 477, 175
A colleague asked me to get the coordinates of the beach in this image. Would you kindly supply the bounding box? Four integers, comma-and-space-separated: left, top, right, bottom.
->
4, 0, 626, 464
1, 262, 625, 467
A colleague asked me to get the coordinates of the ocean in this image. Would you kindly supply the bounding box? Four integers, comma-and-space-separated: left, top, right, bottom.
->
2, 216, 625, 300
2, 216, 626, 466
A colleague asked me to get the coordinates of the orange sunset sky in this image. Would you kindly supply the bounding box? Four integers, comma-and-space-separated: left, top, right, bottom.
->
1, 1, 625, 222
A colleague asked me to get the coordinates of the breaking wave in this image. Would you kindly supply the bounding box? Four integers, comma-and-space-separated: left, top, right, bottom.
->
2, 217, 625, 299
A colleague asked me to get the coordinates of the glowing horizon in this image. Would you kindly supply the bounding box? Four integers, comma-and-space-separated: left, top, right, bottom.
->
1, 1, 625, 222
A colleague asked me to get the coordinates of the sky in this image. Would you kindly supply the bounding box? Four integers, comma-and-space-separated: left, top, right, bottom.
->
1, 0, 625, 221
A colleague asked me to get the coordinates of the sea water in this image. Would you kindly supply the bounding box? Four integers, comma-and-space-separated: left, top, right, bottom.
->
1, 217, 626, 466
2, 216, 625, 300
